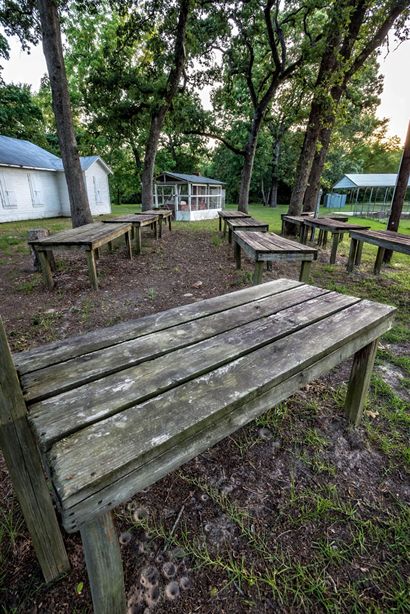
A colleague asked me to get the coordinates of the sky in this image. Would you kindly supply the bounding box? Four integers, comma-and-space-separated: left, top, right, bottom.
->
1, 32, 410, 143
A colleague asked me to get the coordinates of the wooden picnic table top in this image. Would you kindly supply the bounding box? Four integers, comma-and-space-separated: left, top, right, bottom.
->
234, 231, 318, 256
13, 278, 395, 530
104, 214, 157, 226
303, 217, 368, 231
27, 222, 132, 249
227, 217, 269, 228
218, 210, 251, 219
139, 209, 172, 218
282, 214, 349, 223
349, 229, 410, 252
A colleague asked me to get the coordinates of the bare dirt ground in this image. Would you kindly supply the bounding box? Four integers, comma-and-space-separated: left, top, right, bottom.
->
0, 224, 409, 613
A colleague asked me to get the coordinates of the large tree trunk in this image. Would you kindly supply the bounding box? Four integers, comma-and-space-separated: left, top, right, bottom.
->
37, 0, 92, 228
384, 120, 410, 262
141, 111, 165, 210
268, 139, 281, 207
303, 124, 333, 212
238, 112, 265, 212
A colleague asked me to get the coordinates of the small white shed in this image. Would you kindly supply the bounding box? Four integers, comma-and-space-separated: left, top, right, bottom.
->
0, 136, 112, 223
154, 172, 225, 221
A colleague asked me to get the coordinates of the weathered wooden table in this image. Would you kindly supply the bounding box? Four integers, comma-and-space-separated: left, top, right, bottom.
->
233, 230, 318, 284
347, 229, 410, 274
281, 214, 349, 239
218, 210, 251, 235
28, 222, 132, 291
0, 279, 395, 613
301, 218, 370, 264
226, 217, 269, 243
139, 209, 172, 238
103, 214, 158, 254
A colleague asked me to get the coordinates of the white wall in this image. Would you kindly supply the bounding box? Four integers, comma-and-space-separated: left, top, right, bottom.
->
0, 167, 61, 222
84, 161, 111, 215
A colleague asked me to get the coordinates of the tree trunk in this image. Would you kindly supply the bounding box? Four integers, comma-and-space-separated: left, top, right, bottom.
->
37, 0, 92, 228
303, 124, 333, 212
238, 112, 265, 212
384, 120, 410, 262
269, 138, 281, 207
141, 111, 165, 210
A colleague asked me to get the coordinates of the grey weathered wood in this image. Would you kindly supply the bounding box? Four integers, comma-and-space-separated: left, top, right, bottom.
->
253, 261, 264, 284
347, 237, 358, 273
374, 246, 385, 275
135, 226, 142, 254
37, 249, 54, 290
355, 241, 363, 265
15, 279, 301, 375
80, 512, 126, 614
345, 339, 379, 426
234, 240, 241, 269
227, 218, 269, 243
330, 232, 340, 264
28, 229, 56, 272
45, 299, 394, 527
86, 250, 98, 290
124, 230, 132, 260
0, 318, 70, 581
299, 260, 311, 282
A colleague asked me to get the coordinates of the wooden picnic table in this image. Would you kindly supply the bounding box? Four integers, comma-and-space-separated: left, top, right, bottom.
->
103, 214, 158, 254
347, 229, 410, 274
281, 214, 349, 237
139, 209, 172, 238
28, 222, 132, 291
301, 218, 370, 264
226, 217, 269, 243
233, 230, 318, 284
1, 279, 396, 612
218, 210, 251, 235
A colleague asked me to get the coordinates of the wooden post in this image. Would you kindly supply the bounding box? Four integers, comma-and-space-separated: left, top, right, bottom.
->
345, 339, 378, 426
223, 219, 228, 238
157, 217, 163, 239
80, 512, 126, 614
228, 227, 233, 243
37, 249, 54, 289
86, 250, 99, 290
125, 231, 133, 260
318, 229, 323, 246
168, 213, 172, 231
374, 246, 385, 275
322, 231, 328, 247
135, 226, 142, 255
355, 241, 363, 266
0, 318, 70, 582
253, 261, 264, 285
219, 215, 222, 232
108, 241, 113, 252
28, 229, 56, 272
299, 260, 311, 282
330, 233, 339, 264
153, 220, 158, 240
234, 241, 241, 269
346, 238, 358, 273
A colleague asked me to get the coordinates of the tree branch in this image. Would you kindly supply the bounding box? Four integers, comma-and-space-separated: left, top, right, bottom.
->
183, 130, 246, 156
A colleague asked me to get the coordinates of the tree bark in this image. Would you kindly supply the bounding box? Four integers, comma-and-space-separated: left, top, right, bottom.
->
238, 112, 265, 212
384, 120, 410, 262
303, 124, 333, 212
141, 0, 190, 210
37, 0, 92, 227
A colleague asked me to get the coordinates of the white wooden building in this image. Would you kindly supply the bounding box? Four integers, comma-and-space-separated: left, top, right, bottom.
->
154, 172, 225, 221
0, 136, 112, 222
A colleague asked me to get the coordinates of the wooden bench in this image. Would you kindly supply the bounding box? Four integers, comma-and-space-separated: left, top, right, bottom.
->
0, 279, 395, 613
139, 209, 172, 238
233, 230, 318, 284
347, 229, 410, 274
218, 210, 251, 235
103, 215, 158, 255
29, 222, 133, 290
226, 217, 269, 243
281, 214, 349, 238
301, 218, 370, 264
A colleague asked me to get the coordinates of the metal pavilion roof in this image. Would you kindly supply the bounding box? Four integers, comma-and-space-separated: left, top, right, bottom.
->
0, 136, 111, 173
333, 173, 410, 189
157, 171, 225, 185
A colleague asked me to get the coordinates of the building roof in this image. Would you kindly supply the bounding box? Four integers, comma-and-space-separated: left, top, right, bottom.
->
333, 173, 409, 189
157, 171, 225, 185
0, 135, 111, 173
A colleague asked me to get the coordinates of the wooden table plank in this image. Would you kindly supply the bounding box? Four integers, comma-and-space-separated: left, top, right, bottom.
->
26, 285, 330, 407
47, 298, 394, 522
15, 279, 300, 375
347, 229, 410, 274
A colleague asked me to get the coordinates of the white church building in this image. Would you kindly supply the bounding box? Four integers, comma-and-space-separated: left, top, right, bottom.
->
0, 135, 112, 222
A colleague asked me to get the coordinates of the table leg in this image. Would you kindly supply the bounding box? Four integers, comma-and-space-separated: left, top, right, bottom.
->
355, 241, 363, 266
281, 219, 285, 235
234, 241, 241, 269
330, 233, 339, 264
345, 339, 378, 426
322, 231, 328, 247
86, 249, 99, 290
253, 261, 264, 285
299, 260, 312, 282
125, 231, 133, 259
374, 246, 385, 275
168, 215, 172, 231
300, 225, 307, 244
346, 238, 358, 272
153, 220, 158, 240
108, 241, 113, 252
158, 218, 163, 238
228, 227, 232, 243
223, 220, 228, 238
80, 511, 126, 614
37, 249, 54, 290
135, 227, 142, 255
219, 216, 222, 232
318, 230, 323, 246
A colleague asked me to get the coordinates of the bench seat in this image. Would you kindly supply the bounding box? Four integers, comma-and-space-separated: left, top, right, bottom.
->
1, 279, 395, 613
